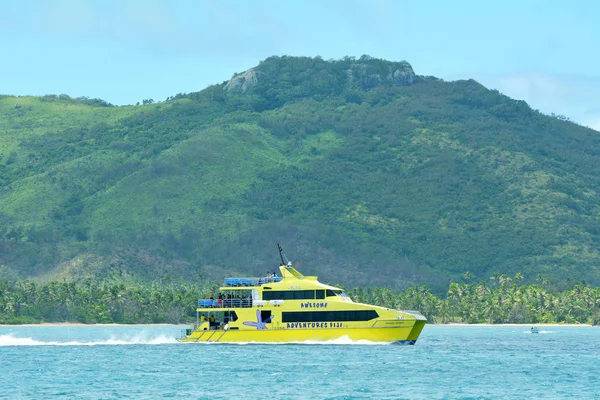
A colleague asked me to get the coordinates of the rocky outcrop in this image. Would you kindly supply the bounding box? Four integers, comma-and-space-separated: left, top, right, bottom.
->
224, 56, 416, 94
389, 65, 415, 86
224, 69, 260, 91
347, 61, 415, 89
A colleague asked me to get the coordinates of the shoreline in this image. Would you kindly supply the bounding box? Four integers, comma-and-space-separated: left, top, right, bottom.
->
1, 322, 595, 327
0, 323, 189, 327
429, 323, 595, 327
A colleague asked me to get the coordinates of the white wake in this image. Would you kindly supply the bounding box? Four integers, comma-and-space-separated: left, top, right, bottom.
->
184, 335, 393, 346
0, 333, 178, 347
292, 335, 393, 345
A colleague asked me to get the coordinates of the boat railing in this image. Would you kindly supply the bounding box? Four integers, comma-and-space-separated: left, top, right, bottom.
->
223, 277, 282, 287
402, 310, 427, 319
198, 299, 253, 308
181, 327, 193, 338
403, 310, 424, 315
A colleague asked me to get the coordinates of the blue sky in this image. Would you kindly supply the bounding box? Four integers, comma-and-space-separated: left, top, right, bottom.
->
1, 0, 599, 130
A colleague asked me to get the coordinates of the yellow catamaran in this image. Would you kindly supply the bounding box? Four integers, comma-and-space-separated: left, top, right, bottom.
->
179, 247, 426, 344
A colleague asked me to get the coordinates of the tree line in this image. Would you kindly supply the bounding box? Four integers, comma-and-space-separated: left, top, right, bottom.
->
348, 273, 600, 325
1, 273, 598, 325
0, 279, 218, 324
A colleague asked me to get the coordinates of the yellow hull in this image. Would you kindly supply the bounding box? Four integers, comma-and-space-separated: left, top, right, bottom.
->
179, 320, 426, 344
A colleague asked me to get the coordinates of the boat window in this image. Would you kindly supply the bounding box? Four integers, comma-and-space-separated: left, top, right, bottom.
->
282, 310, 379, 322
261, 310, 272, 323
263, 290, 316, 301
296, 290, 314, 300
326, 290, 342, 297
315, 290, 325, 300
224, 311, 238, 322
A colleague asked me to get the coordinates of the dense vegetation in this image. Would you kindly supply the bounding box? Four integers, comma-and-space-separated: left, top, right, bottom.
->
0, 278, 216, 324
1, 275, 598, 325
1, 55, 600, 295
350, 275, 600, 325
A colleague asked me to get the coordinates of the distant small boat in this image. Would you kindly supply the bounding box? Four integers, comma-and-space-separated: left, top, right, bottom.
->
530, 327, 539, 334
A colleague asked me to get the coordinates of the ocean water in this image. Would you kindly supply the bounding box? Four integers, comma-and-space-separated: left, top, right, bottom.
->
0, 325, 598, 399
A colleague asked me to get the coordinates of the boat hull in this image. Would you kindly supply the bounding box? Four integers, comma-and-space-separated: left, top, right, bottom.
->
179, 320, 426, 344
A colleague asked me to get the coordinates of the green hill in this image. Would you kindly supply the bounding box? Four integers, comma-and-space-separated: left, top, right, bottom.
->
1, 55, 600, 293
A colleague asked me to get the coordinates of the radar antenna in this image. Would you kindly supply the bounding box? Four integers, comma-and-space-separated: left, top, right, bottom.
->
277, 243, 287, 265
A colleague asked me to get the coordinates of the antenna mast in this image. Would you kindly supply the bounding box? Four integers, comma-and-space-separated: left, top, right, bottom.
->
277, 243, 286, 265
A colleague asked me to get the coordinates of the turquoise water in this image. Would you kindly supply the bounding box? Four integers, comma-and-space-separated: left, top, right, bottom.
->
1, 325, 599, 399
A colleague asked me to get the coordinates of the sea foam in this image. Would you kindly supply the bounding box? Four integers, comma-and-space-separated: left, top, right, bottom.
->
0, 333, 178, 346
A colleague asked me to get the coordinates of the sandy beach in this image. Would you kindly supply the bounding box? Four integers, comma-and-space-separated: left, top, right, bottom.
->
2, 322, 594, 327
429, 322, 595, 327
1, 323, 189, 327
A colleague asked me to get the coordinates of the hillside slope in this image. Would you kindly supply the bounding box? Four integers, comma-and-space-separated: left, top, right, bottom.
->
1, 56, 600, 292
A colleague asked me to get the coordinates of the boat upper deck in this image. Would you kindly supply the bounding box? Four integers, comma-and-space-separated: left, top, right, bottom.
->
223, 276, 282, 287
196, 263, 359, 311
